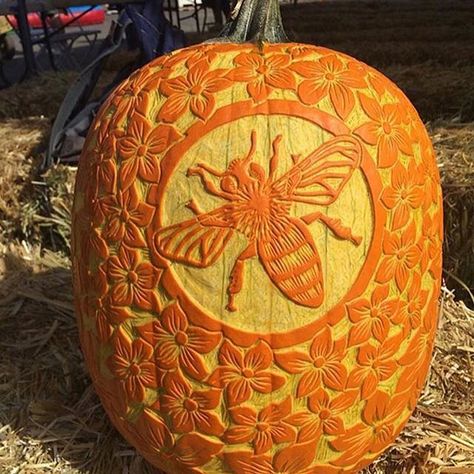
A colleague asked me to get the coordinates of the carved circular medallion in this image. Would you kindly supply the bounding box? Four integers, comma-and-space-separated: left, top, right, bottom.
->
155, 104, 384, 346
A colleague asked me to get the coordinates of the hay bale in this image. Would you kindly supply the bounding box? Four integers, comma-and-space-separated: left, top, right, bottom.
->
433, 123, 474, 305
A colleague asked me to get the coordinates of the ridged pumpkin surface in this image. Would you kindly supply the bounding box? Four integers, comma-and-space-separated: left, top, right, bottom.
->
72, 42, 443, 473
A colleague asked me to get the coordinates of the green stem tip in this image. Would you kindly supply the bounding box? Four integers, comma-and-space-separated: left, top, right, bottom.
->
215, 0, 289, 44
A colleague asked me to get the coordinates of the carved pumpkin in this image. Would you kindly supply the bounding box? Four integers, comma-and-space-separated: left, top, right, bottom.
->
72, 1, 443, 472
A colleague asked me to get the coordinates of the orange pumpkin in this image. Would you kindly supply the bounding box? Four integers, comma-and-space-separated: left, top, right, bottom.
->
72, 1, 443, 472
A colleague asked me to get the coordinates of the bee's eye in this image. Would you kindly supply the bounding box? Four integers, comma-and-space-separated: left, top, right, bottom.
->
249, 162, 265, 182
221, 175, 238, 193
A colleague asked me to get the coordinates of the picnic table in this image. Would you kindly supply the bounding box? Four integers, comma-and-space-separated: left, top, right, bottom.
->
0, 0, 199, 80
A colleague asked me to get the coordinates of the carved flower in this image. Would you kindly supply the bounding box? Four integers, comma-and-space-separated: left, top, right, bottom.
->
117, 114, 179, 189
101, 188, 154, 247
164, 434, 223, 474
229, 48, 296, 102
421, 211, 443, 278
162, 434, 223, 474
135, 408, 174, 462
331, 390, 406, 466
111, 67, 165, 123
288, 388, 358, 443
224, 441, 316, 474
138, 302, 221, 381
158, 59, 231, 122
396, 301, 437, 408
347, 285, 399, 346
291, 54, 366, 119
161, 372, 224, 436
275, 327, 347, 397
107, 330, 157, 402
365, 66, 387, 97
89, 264, 108, 299
208, 340, 286, 406
289, 44, 316, 59
381, 160, 424, 230
80, 227, 109, 265
136, 408, 223, 474
392, 273, 429, 334
347, 333, 402, 399
107, 246, 160, 310
224, 397, 295, 454
376, 221, 422, 292
355, 93, 412, 168
88, 123, 119, 194
165, 45, 218, 68
91, 294, 130, 342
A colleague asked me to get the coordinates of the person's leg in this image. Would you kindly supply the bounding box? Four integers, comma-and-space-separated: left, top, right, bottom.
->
212, 5, 224, 26
204, 0, 224, 26
220, 0, 231, 18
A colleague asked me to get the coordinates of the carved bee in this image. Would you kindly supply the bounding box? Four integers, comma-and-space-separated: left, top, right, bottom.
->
155, 131, 363, 312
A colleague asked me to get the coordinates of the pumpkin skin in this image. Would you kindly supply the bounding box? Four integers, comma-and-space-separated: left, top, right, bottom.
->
72, 42, 443, 473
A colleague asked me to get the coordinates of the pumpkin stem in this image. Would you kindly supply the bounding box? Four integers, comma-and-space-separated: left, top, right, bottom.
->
211, 0, 288, 43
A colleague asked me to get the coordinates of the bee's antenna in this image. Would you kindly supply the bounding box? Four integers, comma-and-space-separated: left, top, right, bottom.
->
269, 135, 283, 179
243, 130, 258, 164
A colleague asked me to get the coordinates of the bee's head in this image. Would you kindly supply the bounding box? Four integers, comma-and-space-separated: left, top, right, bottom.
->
220, 130, 266, 193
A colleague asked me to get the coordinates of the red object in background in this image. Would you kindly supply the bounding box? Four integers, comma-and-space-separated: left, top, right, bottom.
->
8, 6, 105, 29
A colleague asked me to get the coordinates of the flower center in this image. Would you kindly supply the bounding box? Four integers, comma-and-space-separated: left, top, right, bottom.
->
183, 398, 198, 411
382, 122, 392, 134
400, 188, 409, 200
129, 84, 140, 97
242, 368, 254, 378
325, 72, 336, 81
319, 409, 331, 420
128, 271, 139, 284
370, 307, 380, 318
314, 356, 326, 368
120, 209, 130, 222
128, 362, 141, 376
396, 249, 407, 261
175, 331, 188, 346
137, 144, 148, 157
257, 63, 269, 75
190, 84, 203, 95
256, 422, 269, 432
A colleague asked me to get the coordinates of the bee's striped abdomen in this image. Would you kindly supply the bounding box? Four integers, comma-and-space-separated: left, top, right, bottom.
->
258, 217, 324, 308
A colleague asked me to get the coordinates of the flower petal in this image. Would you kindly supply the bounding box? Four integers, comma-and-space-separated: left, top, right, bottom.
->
245, 340, 272, 371
180, 347, 209, 381
297, 369, 321, 397
250, 371, 286, 394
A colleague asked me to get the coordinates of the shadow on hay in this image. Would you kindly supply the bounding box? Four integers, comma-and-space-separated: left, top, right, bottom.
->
0, 252, 155, 473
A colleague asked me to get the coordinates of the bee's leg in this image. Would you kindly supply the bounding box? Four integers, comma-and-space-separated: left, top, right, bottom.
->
226, 243, 257, 312
186, 199, 205, 216
188, 163, 224, 177
302, 212, 363, 246
187, 167, 233, 200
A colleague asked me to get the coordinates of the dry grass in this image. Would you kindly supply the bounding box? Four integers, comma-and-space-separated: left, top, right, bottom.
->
0, 0, 473, 472
433, 124, 474, 305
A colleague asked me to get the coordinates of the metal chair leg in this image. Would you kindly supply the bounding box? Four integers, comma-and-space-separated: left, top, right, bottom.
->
194, 0, 201, 33
40, 12, 57, 71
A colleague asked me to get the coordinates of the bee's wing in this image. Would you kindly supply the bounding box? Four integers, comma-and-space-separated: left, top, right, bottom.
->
154, 205, 235, 268
274, 135, 362, 206
258, 217, 324, 308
